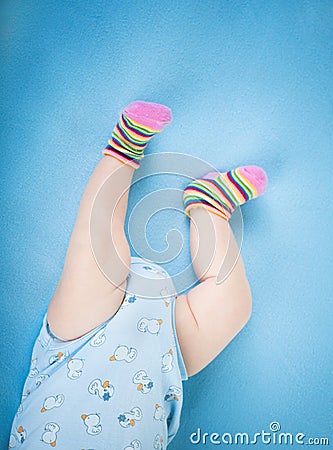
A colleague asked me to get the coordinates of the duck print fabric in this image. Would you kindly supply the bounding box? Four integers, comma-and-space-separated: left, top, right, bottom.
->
9, 257, 188, 449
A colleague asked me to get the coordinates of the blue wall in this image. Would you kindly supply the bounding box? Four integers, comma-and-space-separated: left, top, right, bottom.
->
1, 1, 332, 448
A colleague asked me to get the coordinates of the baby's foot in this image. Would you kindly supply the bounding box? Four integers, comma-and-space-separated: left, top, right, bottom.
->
183, 166, 268, 219
123, 100, 172, 131
103, 100, 172, 168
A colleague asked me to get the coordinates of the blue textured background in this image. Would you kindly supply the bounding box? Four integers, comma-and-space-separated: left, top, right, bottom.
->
1, 1, 333, 448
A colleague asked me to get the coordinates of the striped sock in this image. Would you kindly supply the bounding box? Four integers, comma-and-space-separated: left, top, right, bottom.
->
103, 101, 172, 169
183, 166, 268, 220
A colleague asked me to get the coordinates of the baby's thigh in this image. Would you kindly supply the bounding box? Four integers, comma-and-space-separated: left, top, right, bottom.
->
47, 246, 129, 342
175, 276, 252, 377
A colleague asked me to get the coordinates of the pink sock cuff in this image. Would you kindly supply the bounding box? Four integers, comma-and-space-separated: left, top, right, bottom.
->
103, 148, 140, 169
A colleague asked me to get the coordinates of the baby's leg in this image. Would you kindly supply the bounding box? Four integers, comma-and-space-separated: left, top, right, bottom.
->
47, 101, 172, 340
175, 167, 267, 376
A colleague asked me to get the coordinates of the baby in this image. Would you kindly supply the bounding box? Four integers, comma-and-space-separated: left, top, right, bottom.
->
8, 101, 267, 449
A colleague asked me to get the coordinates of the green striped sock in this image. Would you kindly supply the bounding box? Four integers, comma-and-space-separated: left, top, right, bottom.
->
183, 166, 268, 220
103, 101, 172, 169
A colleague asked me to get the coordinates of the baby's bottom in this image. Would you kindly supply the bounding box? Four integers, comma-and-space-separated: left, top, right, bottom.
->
47, 156, 252, 377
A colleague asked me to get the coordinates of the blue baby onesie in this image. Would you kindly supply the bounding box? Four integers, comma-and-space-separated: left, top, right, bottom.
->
8, 257, 188, 449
